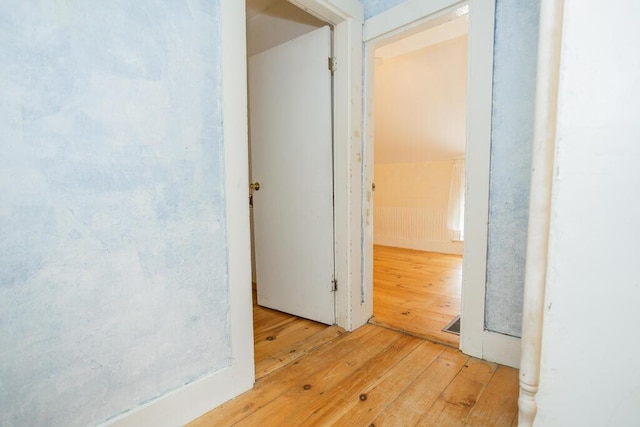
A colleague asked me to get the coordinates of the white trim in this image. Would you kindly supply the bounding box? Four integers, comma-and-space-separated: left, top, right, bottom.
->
280, 1, 364, 331
482, 331, 521, 368
363, 0, 521, 366
103, 1, 255, 425
290, 0, 363, 22
364, 0, 469, 42
517, 0, 564, 424
459, 0, 494, 359
333, 18, 367, 330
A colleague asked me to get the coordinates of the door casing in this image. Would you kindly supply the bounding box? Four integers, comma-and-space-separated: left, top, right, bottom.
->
363, 0, 521, 368
289, 0, 368, 331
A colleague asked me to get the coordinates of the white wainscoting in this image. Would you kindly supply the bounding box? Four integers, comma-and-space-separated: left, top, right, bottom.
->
374, 200, 463, 254
373, 161, 463, 255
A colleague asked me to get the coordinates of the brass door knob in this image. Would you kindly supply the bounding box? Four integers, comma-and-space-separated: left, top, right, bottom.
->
250, 182, 261, 191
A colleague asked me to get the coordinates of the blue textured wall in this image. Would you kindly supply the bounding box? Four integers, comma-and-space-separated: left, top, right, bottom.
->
364, 0, 406, 19
485, 0, 539, 337
364, 0, 540, 337
0, 1, 230, 425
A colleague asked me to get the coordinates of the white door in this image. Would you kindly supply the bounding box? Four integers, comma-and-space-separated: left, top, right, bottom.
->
249, 26, 335, 325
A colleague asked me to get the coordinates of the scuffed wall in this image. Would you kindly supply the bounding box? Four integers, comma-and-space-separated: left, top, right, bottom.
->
0, 1, 230, 425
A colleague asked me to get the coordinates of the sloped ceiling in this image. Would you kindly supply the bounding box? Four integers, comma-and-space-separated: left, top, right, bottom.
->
376, 16, 468, 58
374, 16, 469, 164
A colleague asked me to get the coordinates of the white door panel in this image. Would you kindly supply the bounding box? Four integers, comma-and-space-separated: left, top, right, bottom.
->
249, 26, 335, 325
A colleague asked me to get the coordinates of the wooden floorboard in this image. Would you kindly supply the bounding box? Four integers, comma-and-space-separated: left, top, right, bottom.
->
189, 324, 518, 426
189, 252, 518, 426
251, 293, 344, 380
255, 325, 344, 379
372, 245, 462, 346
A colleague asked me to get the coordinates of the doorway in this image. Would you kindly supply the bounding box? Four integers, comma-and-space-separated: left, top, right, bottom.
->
245, 0, 340, 376
362, 0, 502, 361
369, 13, 468, 346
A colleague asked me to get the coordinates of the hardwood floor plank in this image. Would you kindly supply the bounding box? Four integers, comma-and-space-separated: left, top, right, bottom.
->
415, 357, 499, 426
511, 412, 519, 427
372, 347, 469, 426
188, 323, 520, 427
373, 245, 461, 345
330, 339, 446, 426
252, 308, 296, 331
464, 366, 519, 426
416, 376, 484, 426
442, 375, 486, 407
234, 327, 403, 426
295, 333, 423, 426
252, 292, 334, 377
255, 324, 344, 379
370, 307, 459, 346
253, 317, 325, 361
417, 399, 469, 427
458, 357, 499, 385
187, 325, 382, 427
189, 268, 520, 427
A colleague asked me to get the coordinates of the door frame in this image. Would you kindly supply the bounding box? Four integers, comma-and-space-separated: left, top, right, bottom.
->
362, 0, 520, 368
287, 0, 367, 330
246, 0, 366, 331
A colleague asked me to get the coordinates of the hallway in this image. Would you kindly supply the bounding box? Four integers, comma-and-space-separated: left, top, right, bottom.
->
189, 321, 518, 426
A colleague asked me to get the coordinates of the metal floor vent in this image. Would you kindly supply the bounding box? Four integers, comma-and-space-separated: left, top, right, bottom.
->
443, 316, 461, 335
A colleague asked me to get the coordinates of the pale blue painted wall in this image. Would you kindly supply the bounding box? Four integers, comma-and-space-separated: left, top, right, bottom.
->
0, 1, 230, 425
364, 0, 406, 19
485, 0, 539, 337
363, 0, 540, 337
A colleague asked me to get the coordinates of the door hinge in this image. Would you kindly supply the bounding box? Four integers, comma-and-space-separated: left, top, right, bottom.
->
331, 279, 338, 292
328, 57, 337, 73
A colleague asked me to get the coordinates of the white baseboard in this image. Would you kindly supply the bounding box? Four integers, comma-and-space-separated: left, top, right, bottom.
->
102, 364, 253, 427
374, 236, 463, 255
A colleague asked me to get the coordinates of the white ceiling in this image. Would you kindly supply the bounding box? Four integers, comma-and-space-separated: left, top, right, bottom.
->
375, 15, 468, 59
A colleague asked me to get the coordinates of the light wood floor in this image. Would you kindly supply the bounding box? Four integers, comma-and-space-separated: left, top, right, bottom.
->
372, 245, 462, 346
189, 321, 519, 426
189, 254, 518, 426
252, 293, 345, 379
